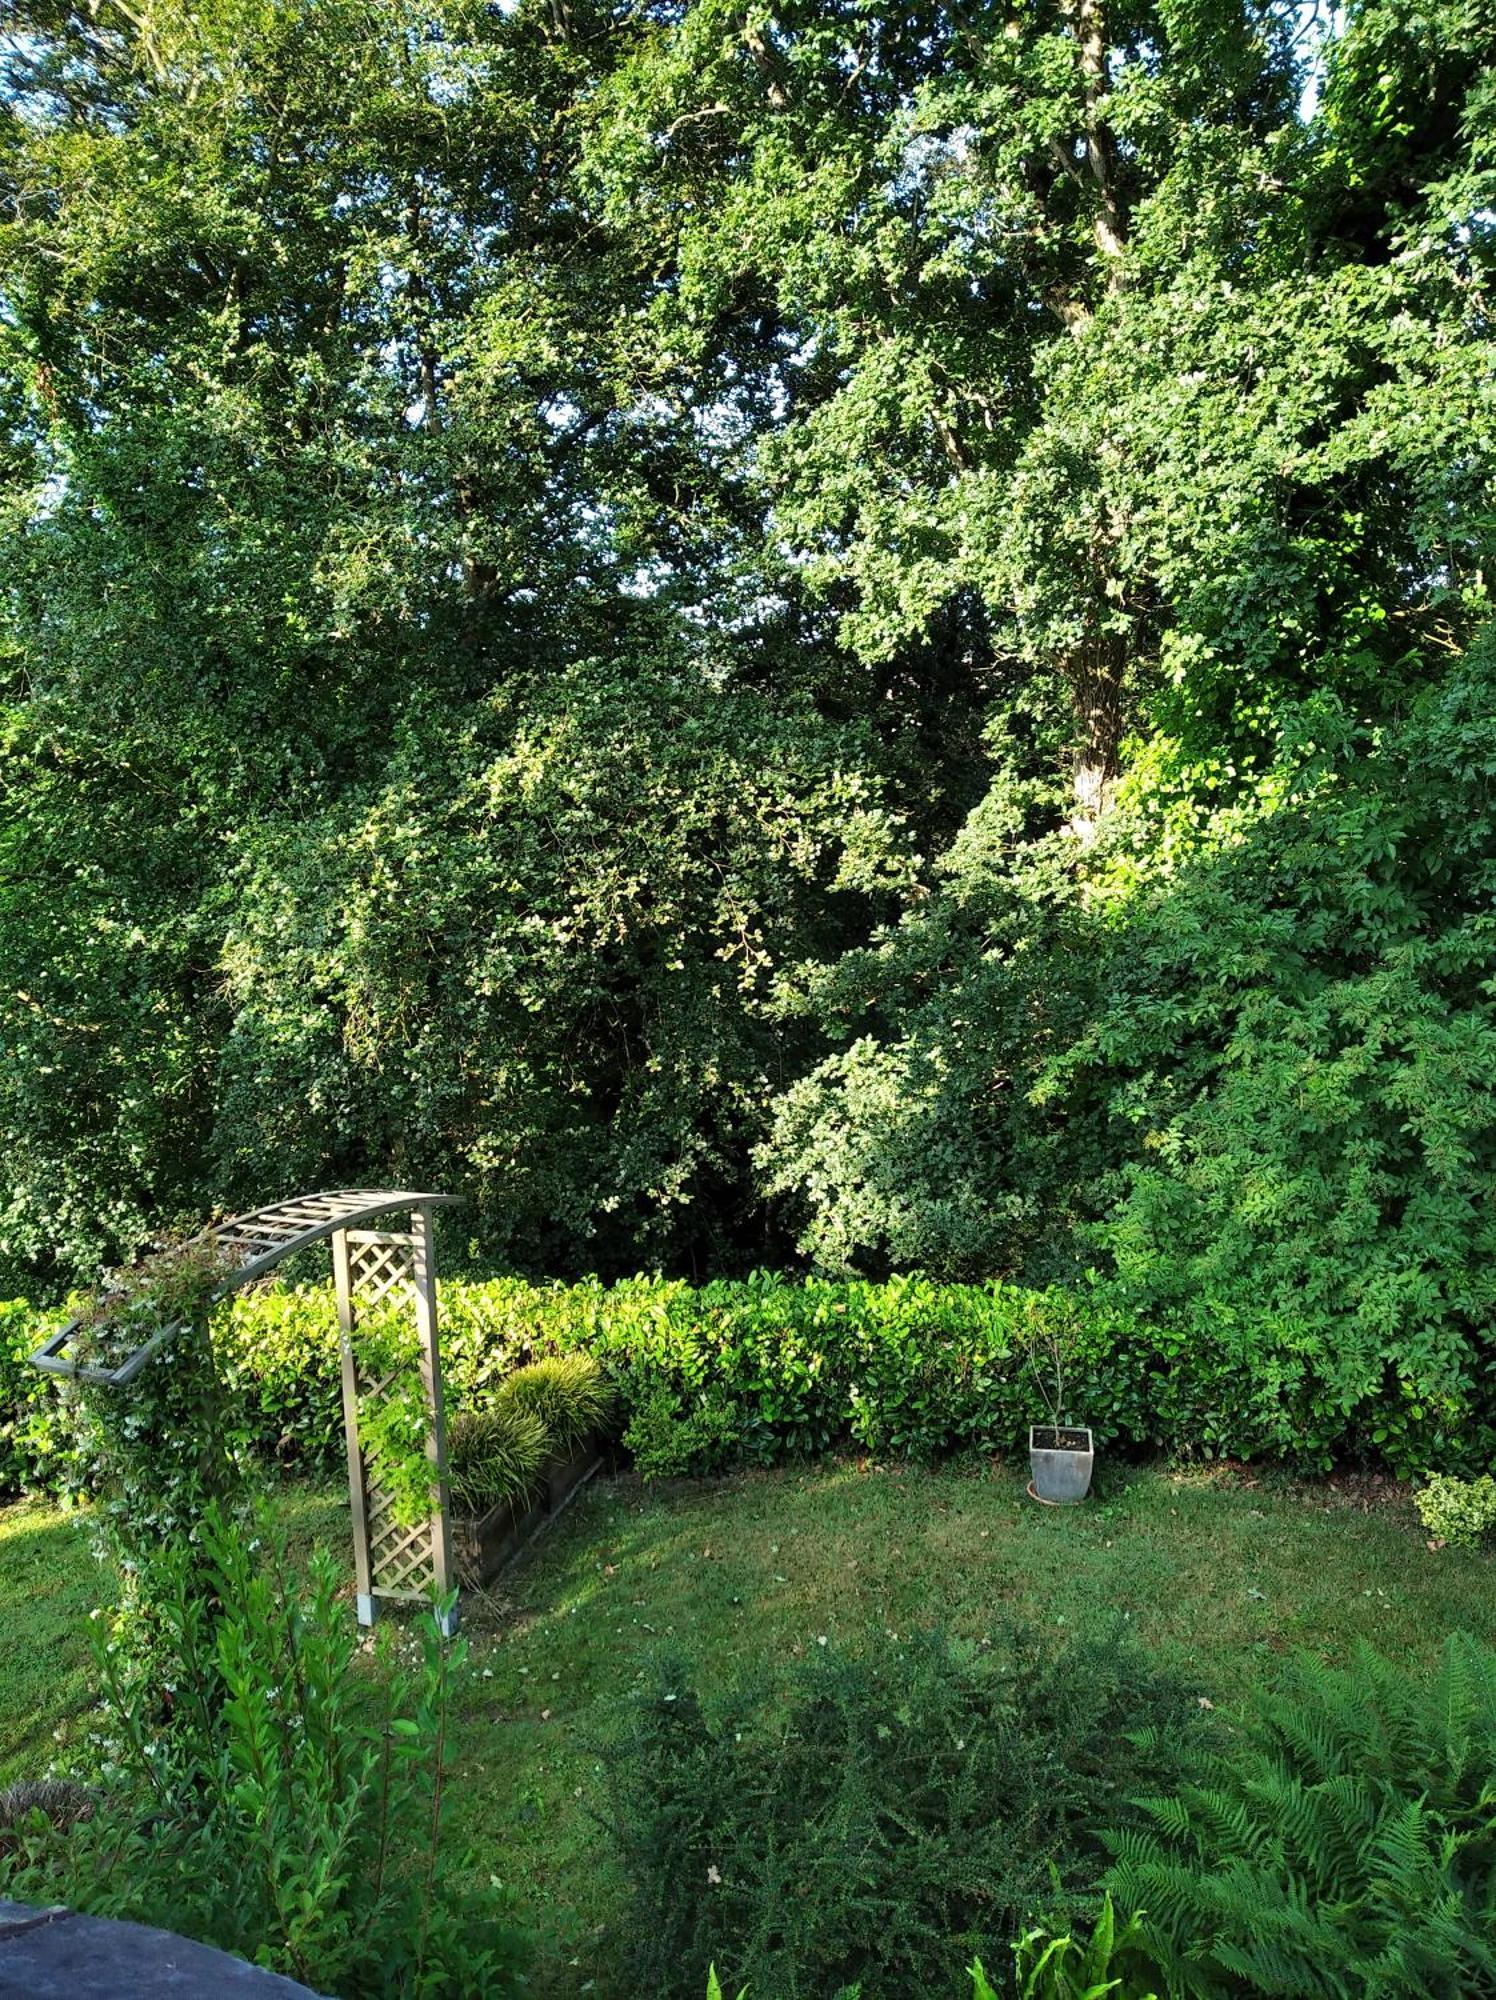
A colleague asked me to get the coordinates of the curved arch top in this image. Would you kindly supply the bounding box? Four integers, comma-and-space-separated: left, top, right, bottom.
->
31, 1188, 457, 1387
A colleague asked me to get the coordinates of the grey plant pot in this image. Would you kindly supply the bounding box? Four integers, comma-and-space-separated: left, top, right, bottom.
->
1029, 1426, 1095, 1505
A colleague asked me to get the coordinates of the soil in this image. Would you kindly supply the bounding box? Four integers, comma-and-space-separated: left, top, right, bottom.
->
1030, 1426, 1092, 1453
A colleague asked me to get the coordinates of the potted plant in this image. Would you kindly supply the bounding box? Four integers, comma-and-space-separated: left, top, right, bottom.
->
1022, 1310, 1093, 1505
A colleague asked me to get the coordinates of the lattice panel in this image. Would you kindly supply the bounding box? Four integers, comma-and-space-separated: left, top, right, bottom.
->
347, 1233, 416, 1315
345, 1227, 443, 1605
367, 1484, 439, 1600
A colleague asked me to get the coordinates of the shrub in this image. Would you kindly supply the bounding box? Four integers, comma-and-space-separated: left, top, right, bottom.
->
447, 1401, 549, 1517
621, 1383, 745, 1480
11, 1263, 1496, 1506
1414, 1473, 1496, 1550
1105, 1632, 1496, 1997
0, 1502, 526, 1997
497, 1353, 613, 1452
600, 1625, 1197, 2000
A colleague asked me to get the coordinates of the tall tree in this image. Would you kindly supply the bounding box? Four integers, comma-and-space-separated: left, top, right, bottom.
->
1, 0, 1492, 1299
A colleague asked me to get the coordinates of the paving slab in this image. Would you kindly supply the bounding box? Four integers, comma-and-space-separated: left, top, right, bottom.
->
0, 1900, 326, 1998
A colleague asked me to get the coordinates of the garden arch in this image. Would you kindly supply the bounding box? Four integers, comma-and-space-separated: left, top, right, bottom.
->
31, 1189, 460, 1633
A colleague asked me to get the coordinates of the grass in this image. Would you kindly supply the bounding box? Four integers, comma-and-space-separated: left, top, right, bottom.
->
0, 1498, 101, 1786
4, 1458, 1494, 1993
0, 1483, 347, 1785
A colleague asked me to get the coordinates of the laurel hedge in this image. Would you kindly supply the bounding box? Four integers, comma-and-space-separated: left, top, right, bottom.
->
4, 1269, 1489, 1500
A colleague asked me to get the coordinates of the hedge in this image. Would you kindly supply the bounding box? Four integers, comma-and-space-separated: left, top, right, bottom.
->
3, 1271, 1490, 1501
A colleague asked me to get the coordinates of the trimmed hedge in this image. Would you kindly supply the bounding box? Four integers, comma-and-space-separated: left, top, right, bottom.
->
1, 1298, 73, 1495
3, 1271, 1490, 1501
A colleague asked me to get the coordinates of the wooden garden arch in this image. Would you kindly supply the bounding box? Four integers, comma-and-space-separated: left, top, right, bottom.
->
31, 1189, 460, 1634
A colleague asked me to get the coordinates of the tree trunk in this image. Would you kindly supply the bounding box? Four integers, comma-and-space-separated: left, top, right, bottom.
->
1067, 625, 1126, 845
1058, 0, 1128, 842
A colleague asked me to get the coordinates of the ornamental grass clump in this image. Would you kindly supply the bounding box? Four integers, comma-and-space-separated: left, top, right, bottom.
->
497, 1352, 613, 1453
447, 1401, 549, 1517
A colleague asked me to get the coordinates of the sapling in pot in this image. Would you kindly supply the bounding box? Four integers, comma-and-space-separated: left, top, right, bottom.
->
1022, 1310, 1093, 1505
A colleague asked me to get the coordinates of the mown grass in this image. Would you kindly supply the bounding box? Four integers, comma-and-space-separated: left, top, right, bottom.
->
4, 1460, 1494, 1993
0, 1498, 100, 1786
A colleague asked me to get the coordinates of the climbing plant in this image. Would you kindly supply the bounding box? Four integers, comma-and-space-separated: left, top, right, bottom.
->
65, 1238, 244, 1611
356, 1307, 441, 1533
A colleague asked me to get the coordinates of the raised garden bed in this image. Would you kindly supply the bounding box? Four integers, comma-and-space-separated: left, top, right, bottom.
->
453, 1436, 602, 1587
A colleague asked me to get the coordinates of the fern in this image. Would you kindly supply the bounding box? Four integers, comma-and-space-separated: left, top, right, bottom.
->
1105, 1633, 1496, 1998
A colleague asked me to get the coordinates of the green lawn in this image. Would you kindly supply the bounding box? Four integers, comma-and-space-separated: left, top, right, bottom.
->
0, 1499, 101, 1787
5, 1460, 1494, 1994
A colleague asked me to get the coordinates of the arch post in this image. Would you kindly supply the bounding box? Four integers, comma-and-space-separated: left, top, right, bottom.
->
411, 1203, 458, 1636
332, 1226, 376, 1627
331, 1204, 459, 1635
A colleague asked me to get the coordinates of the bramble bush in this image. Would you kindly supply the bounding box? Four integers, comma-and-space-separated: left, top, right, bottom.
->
5, 1264, 1495, 1502
599, 1624, 1195, 1998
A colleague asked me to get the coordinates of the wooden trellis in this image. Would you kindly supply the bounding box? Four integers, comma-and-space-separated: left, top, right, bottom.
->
31, 1189, 460, 1634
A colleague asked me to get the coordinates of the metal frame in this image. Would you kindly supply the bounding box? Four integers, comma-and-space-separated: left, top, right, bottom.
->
29, 1188, 460, 1633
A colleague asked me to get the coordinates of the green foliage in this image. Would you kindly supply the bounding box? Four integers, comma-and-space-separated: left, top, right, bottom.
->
622, 1383, 745, 1482
1414, 1474, 1496, 1550
12, 1262, 1496, 1505
1106, 1633, 1496, 1997
0, 1298, 71, 1494
0, 1503, 526, 1997
600, 1625, 1196, 1999
1, 0, 1491, 1345
355, 1310, 440, 1532
446, 1401, 549, 1518
497, 1352, 613, 1454
212, 660, 910, 1279
1012, 1897, 1164, 1999
63, 1240, 244, 1605
765, 643, 1496, 1476
215, 1282, 347, 1477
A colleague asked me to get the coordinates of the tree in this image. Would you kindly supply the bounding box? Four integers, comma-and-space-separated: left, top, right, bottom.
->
1, 0, 1493, 1312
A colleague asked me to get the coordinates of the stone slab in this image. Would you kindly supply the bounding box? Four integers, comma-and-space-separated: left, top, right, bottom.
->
0, 1900, 326, 1998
